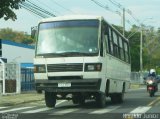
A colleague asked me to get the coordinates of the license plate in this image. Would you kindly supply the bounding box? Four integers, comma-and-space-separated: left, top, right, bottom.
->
148, 87, 153, 90
58, 83, 71, 87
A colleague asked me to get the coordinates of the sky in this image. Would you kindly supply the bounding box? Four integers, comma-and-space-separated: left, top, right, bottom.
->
0, 0, 159, 34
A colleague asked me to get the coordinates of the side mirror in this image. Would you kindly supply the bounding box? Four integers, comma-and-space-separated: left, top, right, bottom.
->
31, 26, 38, 39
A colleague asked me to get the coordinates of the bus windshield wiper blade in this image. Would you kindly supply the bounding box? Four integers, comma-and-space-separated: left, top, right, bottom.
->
56, 52, 97, 56
36, 52, 98, 57
37, 53, 65, 57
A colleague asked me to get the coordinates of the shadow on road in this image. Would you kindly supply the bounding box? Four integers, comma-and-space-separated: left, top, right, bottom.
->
55, 99, 120, 109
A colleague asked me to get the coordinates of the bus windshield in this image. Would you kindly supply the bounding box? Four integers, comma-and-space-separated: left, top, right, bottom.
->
36, 20, 99, 57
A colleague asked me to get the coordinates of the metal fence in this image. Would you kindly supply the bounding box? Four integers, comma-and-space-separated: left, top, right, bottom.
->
0, 63, 21, 95
0, 63, 35, 95
130, 72, 141, 84
21, 68, 35, 91
130, 71, 149, 84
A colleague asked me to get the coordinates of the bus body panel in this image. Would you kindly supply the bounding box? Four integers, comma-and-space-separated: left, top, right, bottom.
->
105, 54, 130, 93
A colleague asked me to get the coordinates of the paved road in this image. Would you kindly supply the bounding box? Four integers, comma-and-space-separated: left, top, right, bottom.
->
0, 87, 160, 119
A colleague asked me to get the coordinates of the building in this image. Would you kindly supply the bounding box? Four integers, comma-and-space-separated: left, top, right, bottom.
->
0, 39, 35, 94
1, 39, 35, 66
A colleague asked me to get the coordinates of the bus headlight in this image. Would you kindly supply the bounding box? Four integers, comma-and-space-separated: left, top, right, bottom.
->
34, 65, 46, 73
85, 63, 102, 71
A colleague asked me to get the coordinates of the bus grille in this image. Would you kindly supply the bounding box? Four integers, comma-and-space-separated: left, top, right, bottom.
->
47, 63, 83, 72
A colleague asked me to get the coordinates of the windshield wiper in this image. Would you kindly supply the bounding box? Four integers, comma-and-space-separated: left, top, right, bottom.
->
56, 51, 98, 56
37, 53, 65, 57
37, 52, 98, 57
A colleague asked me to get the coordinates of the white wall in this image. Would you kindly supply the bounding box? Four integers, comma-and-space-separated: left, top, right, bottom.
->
2, 43, 35, 63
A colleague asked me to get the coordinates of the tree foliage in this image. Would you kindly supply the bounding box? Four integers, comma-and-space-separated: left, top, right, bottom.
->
0, 28, 34, 44
113, 24, 160, 72
0, 0, 25, 21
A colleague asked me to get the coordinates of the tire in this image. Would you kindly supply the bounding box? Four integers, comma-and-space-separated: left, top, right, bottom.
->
110, 94, 118, 103
37, 90, 42, 94
72, 95, 85, 105
117, 93, 124, 103
111, 92, 124, 104
96, 93, 106, 108
72, 98, 79, 104
45, 92, 56, 108
149, 91, 155, 97
149, 92, 153, 97
118, 87, 125, 103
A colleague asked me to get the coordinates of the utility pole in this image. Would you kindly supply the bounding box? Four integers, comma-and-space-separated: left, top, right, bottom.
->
139, 18, 152, 83
122, 8, 125, 37
140, 26, 143, 83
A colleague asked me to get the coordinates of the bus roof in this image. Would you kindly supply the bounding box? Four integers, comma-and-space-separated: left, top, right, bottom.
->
39, 15, 104, 23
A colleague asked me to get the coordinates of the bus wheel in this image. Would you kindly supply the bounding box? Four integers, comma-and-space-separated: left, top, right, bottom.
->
118, 86, 125, 103
118, 92, 124, 103
72, 98, 79, 104
96, 92, 106, 108
72, 94, 85, 105
111, 93, 124, 103
79, 98, 85, 105
116, 93, 124, 103
45, 91, 56, 108
110, 94, 118, 103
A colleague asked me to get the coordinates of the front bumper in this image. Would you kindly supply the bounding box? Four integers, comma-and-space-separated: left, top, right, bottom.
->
35, 78, 101, 93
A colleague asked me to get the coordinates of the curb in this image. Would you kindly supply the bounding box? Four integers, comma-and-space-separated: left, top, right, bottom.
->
129, 83, 145, 89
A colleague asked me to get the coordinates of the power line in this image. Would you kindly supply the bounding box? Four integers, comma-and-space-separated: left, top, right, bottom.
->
25, 0, 56, 17
20, 0, 56, 18
36, 0, 62, 15
20, 4, 47, 18
91, 0, 132, 27
50, 0, 76, 14
91, 0, 118, 14
107, 0, 140, 25
108, 0, 123, 10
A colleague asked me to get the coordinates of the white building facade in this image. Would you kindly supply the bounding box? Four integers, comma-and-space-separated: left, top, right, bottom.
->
0, 39, 35, 95
1, 39, 35, 64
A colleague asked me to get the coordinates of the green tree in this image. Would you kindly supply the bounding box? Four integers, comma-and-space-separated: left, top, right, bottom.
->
113, 24, 160, 72
0, 0, 25, 21
127, 31, 141, 71
0, 28, 35, 44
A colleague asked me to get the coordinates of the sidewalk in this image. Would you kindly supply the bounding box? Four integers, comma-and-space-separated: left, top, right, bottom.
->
0, 91, 44, 106
130, 83, 145, 89
130, 83, 143, 89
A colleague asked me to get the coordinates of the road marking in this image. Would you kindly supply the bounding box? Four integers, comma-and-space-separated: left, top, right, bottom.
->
0, 107, 8, 109
0, 107, 35, 113
51, 109, 79, 115
22, 107, 52, 113
22, 100, 66, 113
55, 100, 66, 106
148, 97, 160, 106
130, 106, 151, 113
90, 106, 120, 114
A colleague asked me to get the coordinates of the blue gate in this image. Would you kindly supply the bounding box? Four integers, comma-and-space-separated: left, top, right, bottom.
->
21, 68, 35, 91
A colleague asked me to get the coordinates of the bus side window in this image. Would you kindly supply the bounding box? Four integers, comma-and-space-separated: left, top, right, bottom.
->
112, 31, 119, 58
104, 34, 109, 53
124, 41, 129, 62
108, 28, 113, 55
119, 37, 125, 61
103, 25, 109, 53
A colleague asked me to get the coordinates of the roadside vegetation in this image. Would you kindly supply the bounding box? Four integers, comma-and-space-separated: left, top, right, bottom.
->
114, 25, 160, 73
